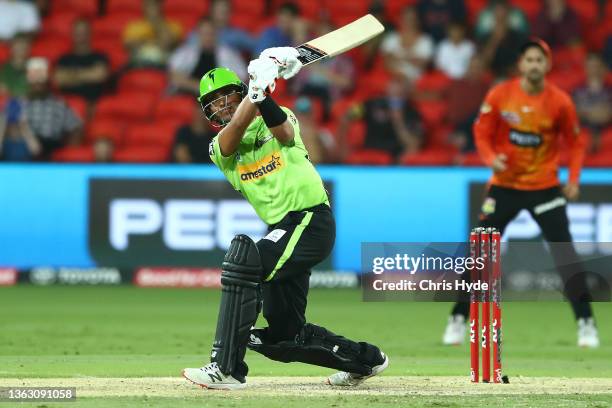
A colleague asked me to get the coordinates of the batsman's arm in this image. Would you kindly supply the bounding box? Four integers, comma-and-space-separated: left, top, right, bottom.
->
217, 97, 258, 156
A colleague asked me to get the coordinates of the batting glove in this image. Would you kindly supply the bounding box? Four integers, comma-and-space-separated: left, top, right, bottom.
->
260, 47, 303, 79
247, 57, 278, 95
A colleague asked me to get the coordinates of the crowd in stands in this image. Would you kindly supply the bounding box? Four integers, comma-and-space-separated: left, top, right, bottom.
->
0, 0, 610, 166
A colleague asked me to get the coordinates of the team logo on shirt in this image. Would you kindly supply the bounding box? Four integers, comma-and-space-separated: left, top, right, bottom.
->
501, 110, 521, 125
238, 153, 283, 182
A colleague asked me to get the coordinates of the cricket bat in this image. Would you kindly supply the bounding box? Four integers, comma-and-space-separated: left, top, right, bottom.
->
295, 14, 385, 66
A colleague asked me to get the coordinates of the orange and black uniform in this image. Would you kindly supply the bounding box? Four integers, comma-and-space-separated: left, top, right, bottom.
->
452, 78, 592, 319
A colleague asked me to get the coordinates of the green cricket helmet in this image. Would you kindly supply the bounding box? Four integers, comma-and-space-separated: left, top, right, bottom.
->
197, 67, 247, 127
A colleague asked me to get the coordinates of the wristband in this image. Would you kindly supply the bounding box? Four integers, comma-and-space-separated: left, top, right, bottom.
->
257, 97, 287, 128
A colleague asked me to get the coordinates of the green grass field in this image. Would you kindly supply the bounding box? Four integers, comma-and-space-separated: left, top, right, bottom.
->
1, 286, 611, 407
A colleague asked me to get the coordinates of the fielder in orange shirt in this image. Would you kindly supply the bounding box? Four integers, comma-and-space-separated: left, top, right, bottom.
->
443, 39, 599, 348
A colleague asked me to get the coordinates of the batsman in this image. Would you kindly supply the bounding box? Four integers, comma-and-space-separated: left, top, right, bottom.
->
182, 48, 388, 390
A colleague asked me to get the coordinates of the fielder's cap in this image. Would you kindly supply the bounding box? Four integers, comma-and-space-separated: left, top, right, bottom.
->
520, 37, 553, 62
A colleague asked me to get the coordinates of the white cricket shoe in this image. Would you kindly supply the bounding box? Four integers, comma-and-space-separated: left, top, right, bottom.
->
577, 317, 600, 348
326, 352, 389, 386
442, 314, 466, 345
182, 362, 246, 390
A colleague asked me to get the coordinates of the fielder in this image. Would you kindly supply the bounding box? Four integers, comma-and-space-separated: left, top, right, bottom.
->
182, 48, 388, 390
443, 38, 599, 348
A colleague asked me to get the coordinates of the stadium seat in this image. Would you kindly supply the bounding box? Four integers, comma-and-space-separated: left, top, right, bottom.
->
466, 0, 488, 23
123, 122, 180, 150
0, 43, 9, 65
548, 68, 586, 93
165, 11, 200, 34
458, 151, 484, 166
92, 13, 136, 43
552, 46, 586, 71
63, 95, 88, 121
415, 71, 452, 94
163, 0, 208, 18
232, 0, 265, 17
399, 147, 455, 166
106, 0, 142, 16
385, 0, 418, 26
42, 12, 79, 39
583, 150, 612, 167
271, 0, 322, 20
344, 149, 393, 165
230, 14, 262, 34
95, 92, 156, 123
50, 0, 98, 18
154, 96, 196, 124
30, 37, 71, 65
325, 0, 370, 27
416, 100, 449, 129
117, 69, 167, 97
113, 146, 170, 163
86, 118, 125, 145
52, 146, 95, 162
567, 0, 597, 24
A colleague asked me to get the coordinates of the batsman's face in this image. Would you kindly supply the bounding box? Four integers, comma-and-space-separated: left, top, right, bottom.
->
519, 47, 547, 83
205, 90, 242, 126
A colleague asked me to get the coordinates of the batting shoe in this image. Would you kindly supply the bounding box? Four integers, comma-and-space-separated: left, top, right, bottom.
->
182, 362, 247, 390
442, 314, 466, 345
577, 317, 600, 348
326, 351, 389, 386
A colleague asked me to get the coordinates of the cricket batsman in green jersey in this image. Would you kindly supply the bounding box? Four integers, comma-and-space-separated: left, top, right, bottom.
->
182, 48, 388, 389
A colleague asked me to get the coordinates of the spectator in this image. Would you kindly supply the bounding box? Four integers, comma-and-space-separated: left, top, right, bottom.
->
477, 1, 527, 78
435, 21, 475, 79
255, 2, 301, 55
93, 138, 113, 163
475, 0, 528, 40
382, 6, 434, 82
54, 19, 110, 103
338, 78, 424, 160
291, 19, 355, 122
24, 58, 82, 159
209, 0, 256, 55
0, 96, 41, 161
533, 0, 581, 49
0, 0, 40, 40
172, 104, 214, 163
573, 54, 611, 152
0, 34, 31, 97
445, 56, 490, 155
293, 97, 336, 164
123, 0, 182, 68
169, 18, 246, 96
417, 0, 467, 43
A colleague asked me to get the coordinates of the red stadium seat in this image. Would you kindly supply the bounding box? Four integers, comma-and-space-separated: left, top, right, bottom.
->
416, 100, 449, 129
50, 0, 97, 18
459, 151, 485, 166
466, 0, 488, 23
117, 69, 167, 97
416, 71, 452, 94
0, 43, 9, 65
165, 11, 200, 34
232, 0, 265, 17
92, 13, 136, 43
567, 0, 597, 24
345, 149, 393, 165
42, 12, 79, 38
325, 0, 369, 26
106, 0, 142, 15
95, 92, 156, 123
230, 14, 262, 34
399, 147, 455, 166
86, 118, 125, 145
548, 68, 586, 93
345, 121, 366, 148
583, 150, 612, 167
163, 0, 208, 18
155, 96, 196, 124
124, 122, 179, 149
552, 46, 586, 71
63, 95, 88, 121
113, 146, 170, 162
52, 146, 95, 162
385, 0, 418, 26
30, 37, 71, 65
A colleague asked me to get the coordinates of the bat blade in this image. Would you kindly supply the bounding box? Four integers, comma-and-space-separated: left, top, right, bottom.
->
296, 14, 384, 66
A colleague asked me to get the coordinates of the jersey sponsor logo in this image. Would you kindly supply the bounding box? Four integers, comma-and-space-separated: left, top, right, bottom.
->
254, 134, 273, 149
501, 110, 521, 125
238, 153, 282, 182
509, 129, 542, 147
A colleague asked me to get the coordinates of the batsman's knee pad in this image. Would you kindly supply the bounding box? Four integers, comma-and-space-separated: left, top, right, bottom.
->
211, 235, 263, 374
247, 324, 380, 376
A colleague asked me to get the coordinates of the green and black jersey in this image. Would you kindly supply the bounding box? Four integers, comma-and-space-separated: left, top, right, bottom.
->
209, 107, 329, 225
